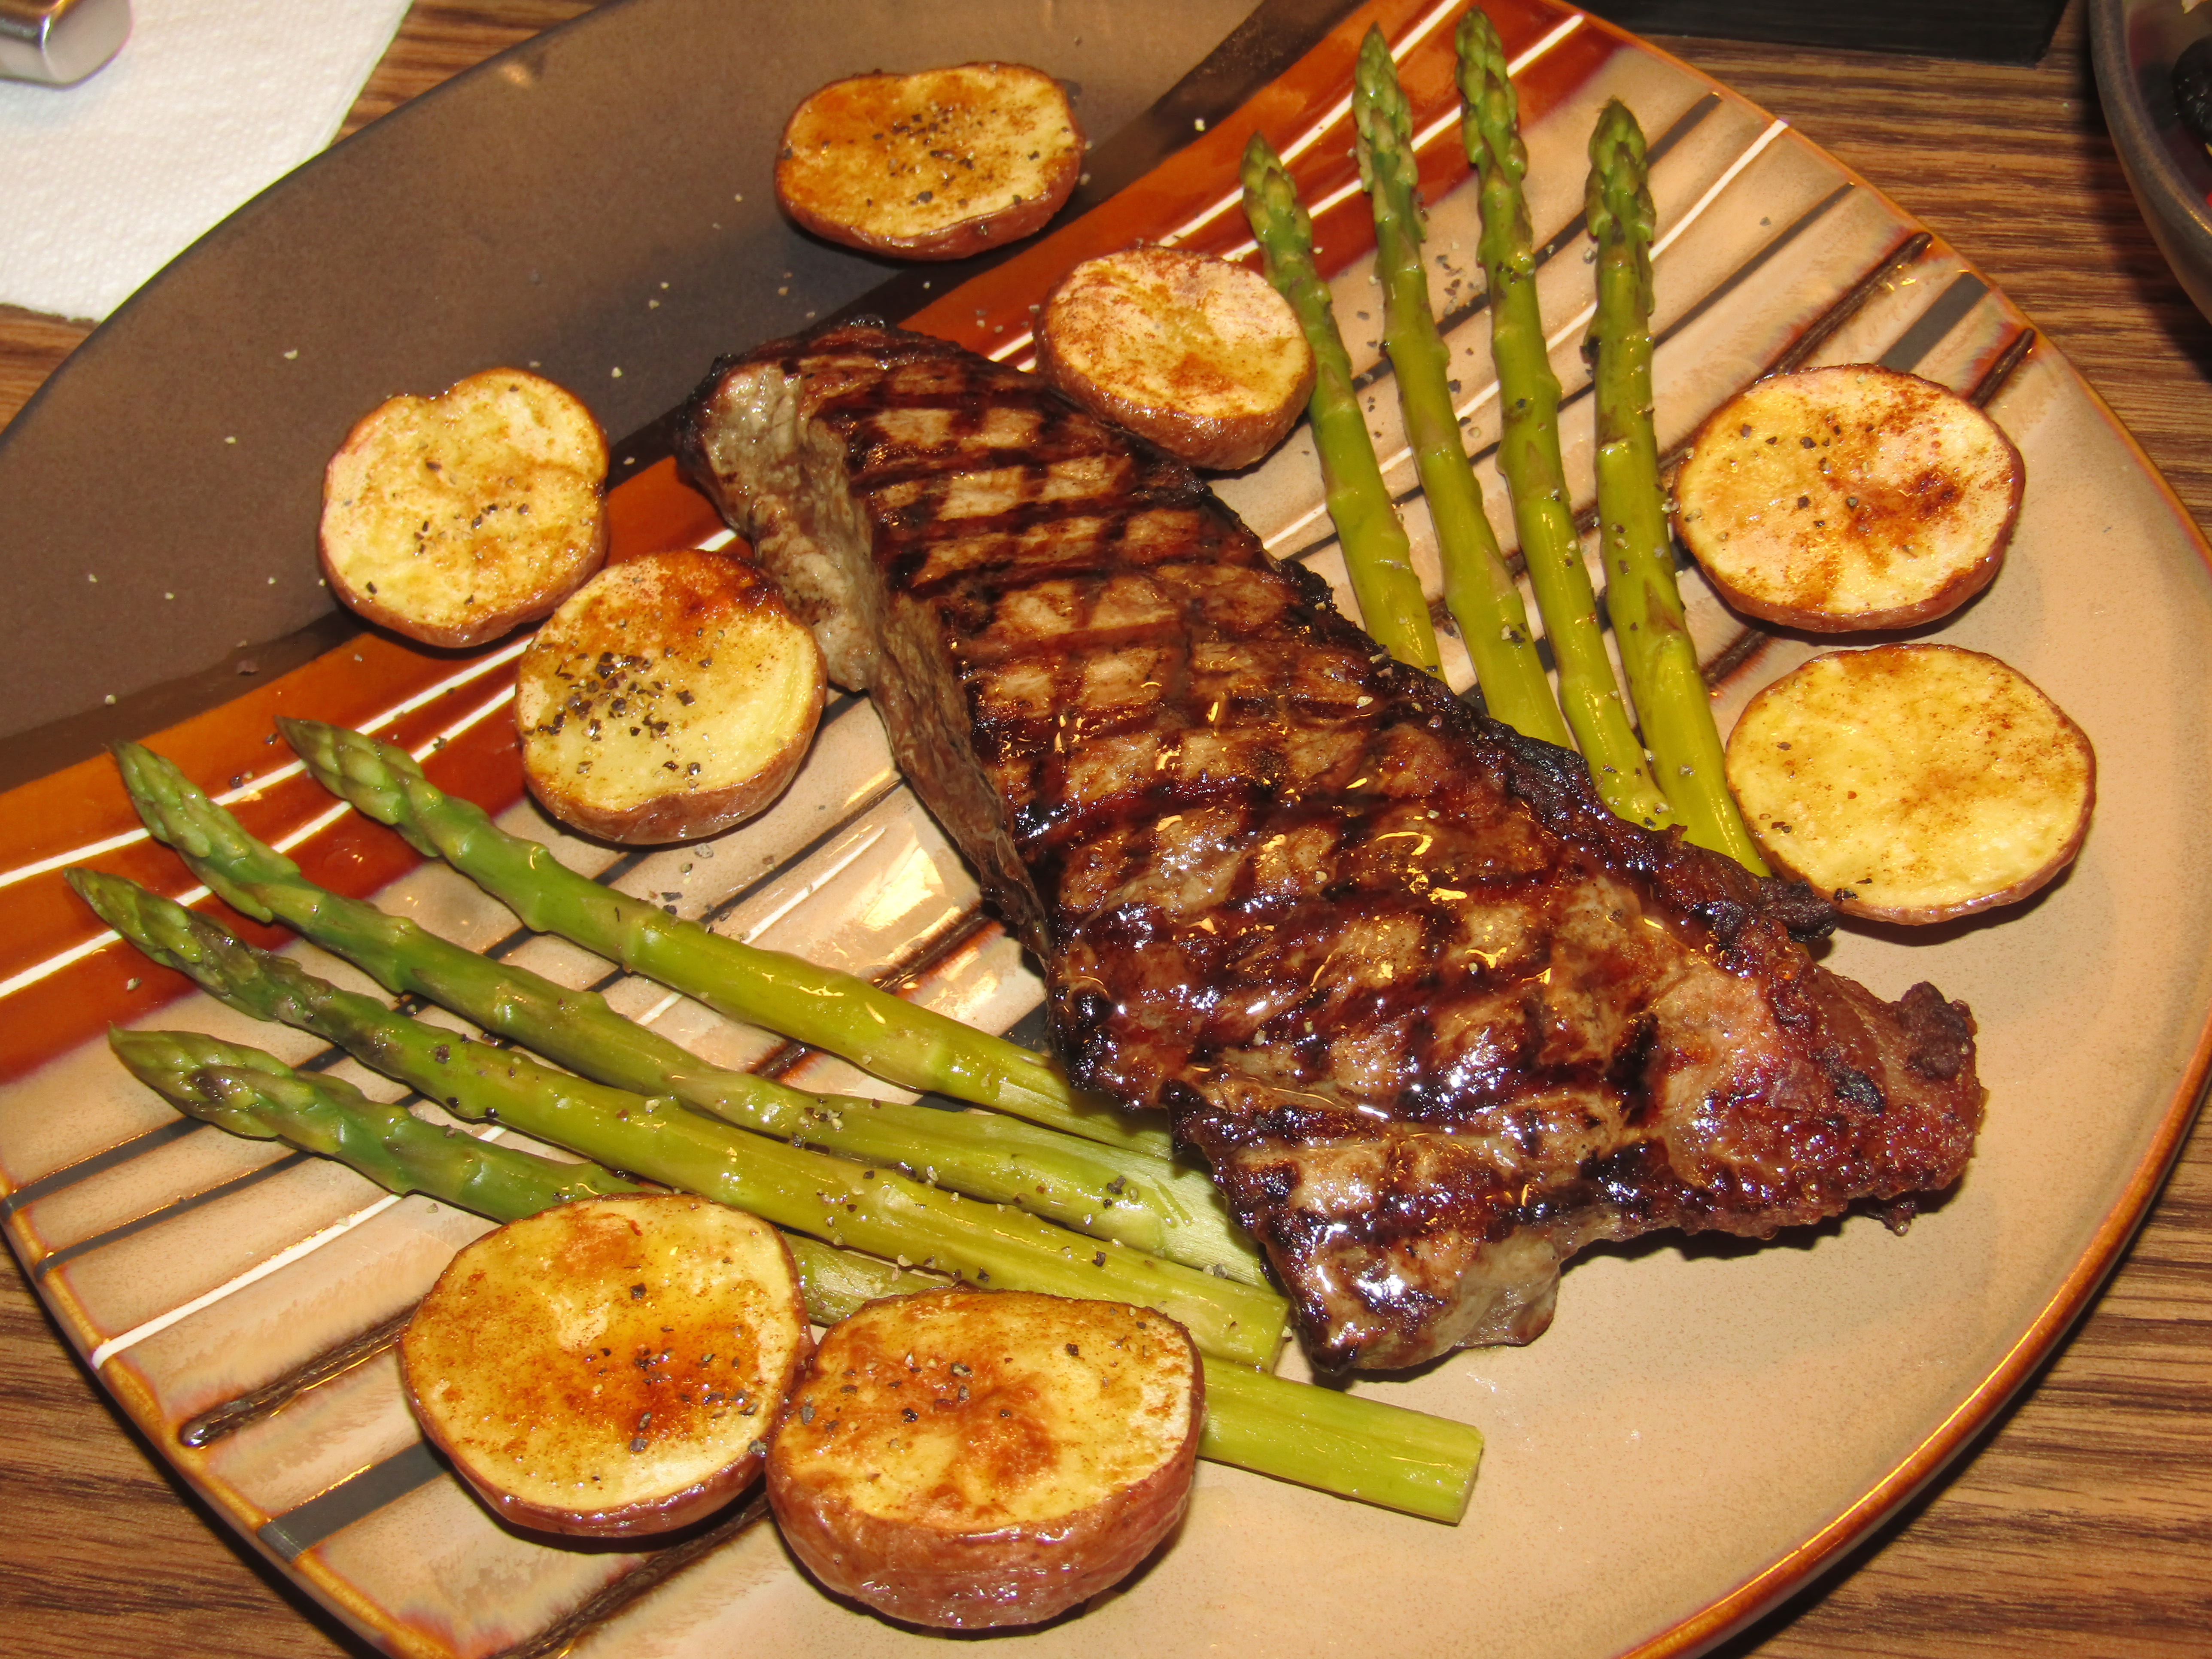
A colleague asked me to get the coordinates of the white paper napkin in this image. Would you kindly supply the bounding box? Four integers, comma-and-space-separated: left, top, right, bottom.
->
0, 0, 413, 322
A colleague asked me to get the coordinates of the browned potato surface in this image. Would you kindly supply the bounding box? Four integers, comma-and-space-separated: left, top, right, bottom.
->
1036, 247, 1316, 469
776, 64, 1083, 260
401, 1195, 810, 1537
320, 368, 608, 647
1725, 644, 2094, 923
768, 1289, 1202, 1629
515, 547, 826, 844
1673, 366, 2023, 631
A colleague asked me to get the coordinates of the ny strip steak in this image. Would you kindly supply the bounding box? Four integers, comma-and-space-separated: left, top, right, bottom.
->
681, 323, 1981, 1371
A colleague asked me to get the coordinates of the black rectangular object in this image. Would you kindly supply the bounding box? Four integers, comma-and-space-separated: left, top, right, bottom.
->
1583, 0, 2068, 64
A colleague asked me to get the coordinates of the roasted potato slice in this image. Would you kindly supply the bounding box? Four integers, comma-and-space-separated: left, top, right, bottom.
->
1036, 247, 1316, 469
777, 64, 1084, 260
1725, 644, 2094, 923
768, 1289, 1202, 1629
1673, 366, 2023, 631
320, 368, 608, 647
516, 547, 826, 844
401, 1195, 810, 1537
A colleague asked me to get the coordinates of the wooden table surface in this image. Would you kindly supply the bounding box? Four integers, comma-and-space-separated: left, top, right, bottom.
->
2, 2, 2206, 1654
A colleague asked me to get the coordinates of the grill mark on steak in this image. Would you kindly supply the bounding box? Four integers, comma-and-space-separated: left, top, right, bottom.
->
681, 323, 1983, 1370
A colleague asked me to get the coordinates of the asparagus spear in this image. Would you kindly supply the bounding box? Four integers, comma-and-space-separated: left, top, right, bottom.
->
104, 1025, 945, 1324
69, 870, 1286, 1370
1240, 131, 1442, 676
1582, 101, 1770, 872
1346, 30, 1568, 744
1199, 1358, 1478, 1521
111, 743, 1263, 1282
112, 1025, 1478, 1520
1456, 10, 1674, 830
275, 718, 1158, 1157
110, 1024, 641, 1210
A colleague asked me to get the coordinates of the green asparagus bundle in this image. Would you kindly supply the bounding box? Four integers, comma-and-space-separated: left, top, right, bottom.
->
112, 743, 1262, 1282
69, 869, 1285, 1370
1347, 29, 1568, 745
1582, 101, 1769, 872
112, 1025, 1478, 1520
1240, 131, 1442, 676
104, 1025, 945, 1325
112, 1024, 641, 1209
1456, 10, 1674, 831
273, 718, 1157, 1156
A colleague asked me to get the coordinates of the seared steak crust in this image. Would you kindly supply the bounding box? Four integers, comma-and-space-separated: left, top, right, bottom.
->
681, 323, 1983, 1370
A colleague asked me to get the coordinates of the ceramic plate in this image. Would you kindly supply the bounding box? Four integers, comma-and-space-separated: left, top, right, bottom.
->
4, 1, 2210, 1656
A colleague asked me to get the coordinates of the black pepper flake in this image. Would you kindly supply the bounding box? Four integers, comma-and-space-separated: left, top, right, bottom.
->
629, 1436, 647, 1453
1796, 495, 1811, 509
629, 1282, 647, 1299
902, 1407, 918, 1422
1065, 1343, 1080, 1357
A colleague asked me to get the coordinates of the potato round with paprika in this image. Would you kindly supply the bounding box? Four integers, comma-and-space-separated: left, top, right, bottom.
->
515, 547, 826, 844
1725, 643, 2094, 923
401, 1195, 810, 1537
768, 1289, 1203, 1628
1673, 366, 2022, 631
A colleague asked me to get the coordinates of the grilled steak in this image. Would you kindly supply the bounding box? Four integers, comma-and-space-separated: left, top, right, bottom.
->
681, 323, 1982, 1371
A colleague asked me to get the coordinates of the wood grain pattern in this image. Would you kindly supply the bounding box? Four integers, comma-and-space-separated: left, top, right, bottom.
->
0, 2, 2206, 1655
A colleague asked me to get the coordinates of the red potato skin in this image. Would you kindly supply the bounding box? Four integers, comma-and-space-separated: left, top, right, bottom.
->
1032, 249, 1316, 471
528, 753, 812, 846
766, 1292, 1203, 1629
772, 1443, 1197, 1628
1034, 328, 1313, 472
319, 505, 607, 650
516, 548, 828, 844
401, 1198, 810, 1537
1736, 647, 2097, 925
430, 1425, 778, 1540
1772, 805, 2091, 924
318, 369, 611, 649
780, 183, 1075, 263
1698, 525, 2011, 634
1673, 367, 2024, 633
774, 66, 1084, 262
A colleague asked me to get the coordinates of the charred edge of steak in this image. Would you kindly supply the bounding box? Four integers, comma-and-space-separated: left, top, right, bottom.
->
1899, 981, 1977, 1082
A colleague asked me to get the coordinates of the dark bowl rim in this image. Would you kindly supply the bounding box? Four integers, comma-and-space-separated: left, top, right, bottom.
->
2088, 0, 2212, 258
